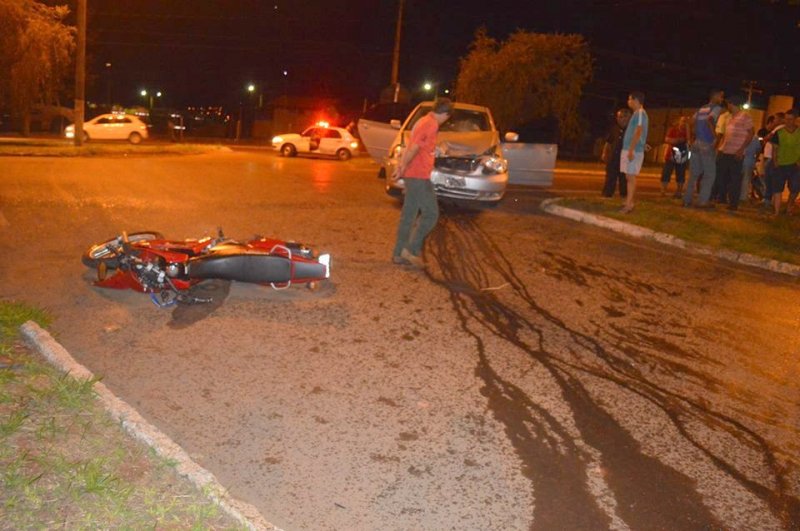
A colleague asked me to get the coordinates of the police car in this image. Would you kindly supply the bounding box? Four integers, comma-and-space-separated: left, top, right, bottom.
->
271, 122, 359, 161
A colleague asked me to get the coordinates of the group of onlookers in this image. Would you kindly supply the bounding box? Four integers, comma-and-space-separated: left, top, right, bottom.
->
601, 89, 800, 216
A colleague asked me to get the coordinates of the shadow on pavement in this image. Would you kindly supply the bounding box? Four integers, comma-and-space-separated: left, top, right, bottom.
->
168, 279, 231, 329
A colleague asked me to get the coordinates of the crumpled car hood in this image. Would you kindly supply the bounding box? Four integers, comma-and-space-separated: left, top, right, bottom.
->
405, 131, 499, 156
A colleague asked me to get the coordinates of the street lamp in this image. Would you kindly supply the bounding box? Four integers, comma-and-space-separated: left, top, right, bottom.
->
139, 89, 161, 110
236, 83, 257, 141
105, 62, 113, 106
422, 81, 438, 97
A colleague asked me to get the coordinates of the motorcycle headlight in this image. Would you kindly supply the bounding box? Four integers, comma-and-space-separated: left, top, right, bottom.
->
482, 156, 508, 174
166, 263, 183, 277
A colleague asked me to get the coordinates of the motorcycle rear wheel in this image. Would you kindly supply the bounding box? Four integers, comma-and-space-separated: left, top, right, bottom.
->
82, 231, 164, 269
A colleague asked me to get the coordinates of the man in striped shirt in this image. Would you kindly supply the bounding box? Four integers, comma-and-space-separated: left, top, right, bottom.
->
715, 96, 754, 211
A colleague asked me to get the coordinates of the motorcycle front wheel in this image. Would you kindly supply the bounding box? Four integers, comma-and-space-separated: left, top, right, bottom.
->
82, 231, 164, 269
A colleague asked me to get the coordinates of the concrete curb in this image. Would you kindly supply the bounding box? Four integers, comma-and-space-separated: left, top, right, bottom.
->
19, 321, 281, 531
540, 198, 800, 278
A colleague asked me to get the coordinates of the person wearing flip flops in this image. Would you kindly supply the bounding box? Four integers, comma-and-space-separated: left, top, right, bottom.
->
620, 91, 649, 214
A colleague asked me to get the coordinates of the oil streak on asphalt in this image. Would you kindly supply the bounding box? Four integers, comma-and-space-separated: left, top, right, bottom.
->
424, 209, 798, 530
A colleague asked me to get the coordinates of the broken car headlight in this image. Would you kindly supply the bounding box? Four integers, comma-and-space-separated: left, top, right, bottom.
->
482, 156, 508, 174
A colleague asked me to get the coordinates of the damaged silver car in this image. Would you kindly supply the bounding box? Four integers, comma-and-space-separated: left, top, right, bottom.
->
358, 101, 556, 203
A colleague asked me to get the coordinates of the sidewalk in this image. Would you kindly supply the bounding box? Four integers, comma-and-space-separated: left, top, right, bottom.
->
554, 160, 662, 178
540, 197, 800, 277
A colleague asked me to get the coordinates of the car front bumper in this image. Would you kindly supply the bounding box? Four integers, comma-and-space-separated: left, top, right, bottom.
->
384, 159, 508, 202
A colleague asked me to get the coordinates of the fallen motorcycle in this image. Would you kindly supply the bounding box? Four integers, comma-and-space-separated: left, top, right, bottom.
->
82, 229, 331, 307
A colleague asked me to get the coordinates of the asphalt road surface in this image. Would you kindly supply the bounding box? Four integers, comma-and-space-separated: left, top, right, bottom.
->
0, 150, 798, 530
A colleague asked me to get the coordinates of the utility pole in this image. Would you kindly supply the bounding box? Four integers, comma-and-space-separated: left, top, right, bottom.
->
390, 0, 404, 102
742, 80, 763, 109
74, 0, 86, 146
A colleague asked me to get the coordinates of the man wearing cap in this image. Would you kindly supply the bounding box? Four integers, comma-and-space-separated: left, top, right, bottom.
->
391, 97, 452, 268
715, 96, 754, 211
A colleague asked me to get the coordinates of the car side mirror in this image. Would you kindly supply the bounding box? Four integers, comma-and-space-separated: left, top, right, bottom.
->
390, 119, 402, 129
504, 132, 519, 143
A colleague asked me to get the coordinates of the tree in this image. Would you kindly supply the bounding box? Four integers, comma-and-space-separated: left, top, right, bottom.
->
455, 28, 592, 142
0, 0, 75, 135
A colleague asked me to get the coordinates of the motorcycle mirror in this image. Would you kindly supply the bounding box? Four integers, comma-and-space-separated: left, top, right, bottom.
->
120, 231, 133, 254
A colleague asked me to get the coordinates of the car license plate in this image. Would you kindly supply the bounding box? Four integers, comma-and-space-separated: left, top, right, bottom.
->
445, 176, 466, 188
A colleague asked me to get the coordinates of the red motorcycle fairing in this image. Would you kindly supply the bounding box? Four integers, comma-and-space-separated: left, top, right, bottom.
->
93, 245, 196, 292
83, 230, 330, 306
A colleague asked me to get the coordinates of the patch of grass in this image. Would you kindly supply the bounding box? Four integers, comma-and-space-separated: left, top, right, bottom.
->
560, 196, 800, 265
49, 372, 99, 410
0, 409, 28, 437
0, 301, 50, 340
0, 141, 229, 157
0, 299, 244, 529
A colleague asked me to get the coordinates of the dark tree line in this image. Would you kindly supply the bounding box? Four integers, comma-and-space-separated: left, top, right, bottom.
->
0, 0, 75, 134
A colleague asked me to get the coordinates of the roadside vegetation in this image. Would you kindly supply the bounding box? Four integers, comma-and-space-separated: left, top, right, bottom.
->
0, 140, 230, 157
561, 196, 800, 266
456, 29, 592, 142
0, 300, 242, 529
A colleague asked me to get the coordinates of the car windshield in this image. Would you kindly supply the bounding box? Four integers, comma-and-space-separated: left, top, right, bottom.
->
405, 106, 491, 133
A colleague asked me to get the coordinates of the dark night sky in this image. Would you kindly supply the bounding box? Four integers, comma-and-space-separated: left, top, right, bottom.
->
77, 0, 800, 112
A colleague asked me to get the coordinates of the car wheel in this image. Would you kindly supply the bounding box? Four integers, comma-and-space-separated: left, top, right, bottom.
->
128, 132, 142, 144
336, 148, 351, 161
281, 144, 297, 157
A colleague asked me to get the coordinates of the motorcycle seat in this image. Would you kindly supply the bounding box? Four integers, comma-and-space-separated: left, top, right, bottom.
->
187, 252, 291, 284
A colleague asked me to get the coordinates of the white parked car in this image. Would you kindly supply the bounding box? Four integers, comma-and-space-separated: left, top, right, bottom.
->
65, 113, 149, 144
358, 101, 557, 203
271, 123, 359, 161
